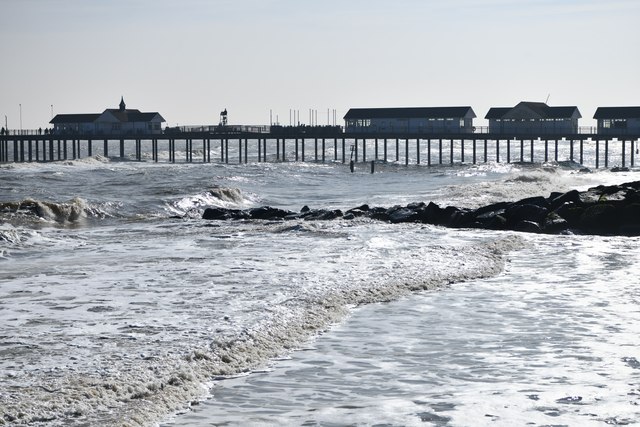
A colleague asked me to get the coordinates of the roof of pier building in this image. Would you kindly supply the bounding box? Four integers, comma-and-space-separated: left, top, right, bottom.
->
485, 102, 581, 120
49, 98, 165, 124
344, 107, 476, 120
593, 107, 640, 119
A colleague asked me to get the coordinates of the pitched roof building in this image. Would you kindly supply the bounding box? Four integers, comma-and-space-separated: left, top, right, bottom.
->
50, 97, 165, 135
344, 107, 476, 134
485, 101, 581, 135
593, 107, 640, 135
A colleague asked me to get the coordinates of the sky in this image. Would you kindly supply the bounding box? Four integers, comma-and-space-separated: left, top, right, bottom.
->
0, 0, 639, 130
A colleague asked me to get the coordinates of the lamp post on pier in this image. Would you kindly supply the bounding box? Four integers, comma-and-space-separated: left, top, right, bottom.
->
19, 104, 22, 133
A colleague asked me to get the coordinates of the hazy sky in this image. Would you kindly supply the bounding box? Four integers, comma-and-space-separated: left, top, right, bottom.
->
1, 0, 638, 129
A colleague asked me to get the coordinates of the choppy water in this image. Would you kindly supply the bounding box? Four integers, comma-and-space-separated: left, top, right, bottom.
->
0, 140, 638, 426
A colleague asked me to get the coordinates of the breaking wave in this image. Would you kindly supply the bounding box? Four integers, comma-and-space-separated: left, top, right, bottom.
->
0, 197, 116, 226
167, 186, 254, 217
0, 233, 524, 426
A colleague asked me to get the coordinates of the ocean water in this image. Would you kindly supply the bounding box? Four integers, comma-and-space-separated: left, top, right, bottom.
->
0, 139, 638, 426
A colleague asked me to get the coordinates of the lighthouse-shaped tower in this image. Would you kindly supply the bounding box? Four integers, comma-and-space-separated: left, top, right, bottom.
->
119, 96, 126, 112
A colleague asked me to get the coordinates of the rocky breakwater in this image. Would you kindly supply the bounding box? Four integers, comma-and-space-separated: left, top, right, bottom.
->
202, 181, 640, 236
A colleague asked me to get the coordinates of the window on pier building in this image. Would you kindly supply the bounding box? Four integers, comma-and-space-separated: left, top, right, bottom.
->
459, 119, 465, 127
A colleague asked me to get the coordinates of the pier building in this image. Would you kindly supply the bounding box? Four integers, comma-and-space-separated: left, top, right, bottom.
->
344, 107, 476, 134
485, 101, 581, 135
594, 107, 640, 135
50, 97, 165, 136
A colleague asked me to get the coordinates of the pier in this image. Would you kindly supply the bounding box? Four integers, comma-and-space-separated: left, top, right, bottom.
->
1, 129, 638, 170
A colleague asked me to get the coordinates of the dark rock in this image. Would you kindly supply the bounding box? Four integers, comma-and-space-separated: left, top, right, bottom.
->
302, 209, 343, 221
550, 190, 582, 210
203, 207, 231, 220
512, 196, 550, 210
513, 220, 542, 233
611, 166, 630, 172
343, 212, 356, 220
472, 201, 510, 219
369, 207, 391, 221
248, 206, 293, 220
552, 202, 584, 226
415, 202, 445, 225
504, 204, 549, 226
578, 204, 617, 233
301, 205, 310, 213
542, 212, 569, 234
388, 207, 419, 223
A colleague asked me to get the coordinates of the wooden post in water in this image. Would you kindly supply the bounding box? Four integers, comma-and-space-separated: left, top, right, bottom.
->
622, 139, 626, 167
87, 139, 92, 157
496, 139, 500, 163
461, 138, 465, 163
439, 138, 443, 164
35, 139, 39, 161
427, 139, 431, 166
354, 138, 358, 163
605, 139, 609, 168
363, 138, 367, 163
570, 139, 574, 162
631, 140, 635, 167
579, 139, 584, 165
263, 138, 266, 162
27, 140, 32, 162
119, 139, 124, 159
225, 138, 229, 164
396, 138, 399, 162
315, 138, 318, 162
258, 138, 262, 162
72, 139, 76, 160
450, 139, 454, 165
384, 138, 388, 162
595, 139, 599, 169
554, 140, 558, 162
484, 139, 488, 163
405, 138, 409, 166
334, 138, 338, 161
506, 139, 510, 163
296, 138, 300, 162
472, 139, 476, 164
544, 139, 548, 162
375, 138, 379, 160
63, 140, 68, 160
244, 138, 248, 164
519, 139, 524, 162
282, 138, 286, 161
416, 138, 420, 165
530, 139, 534, 163
322, 138, 326, 163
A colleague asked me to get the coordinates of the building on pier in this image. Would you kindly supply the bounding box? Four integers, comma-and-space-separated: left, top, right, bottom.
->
343, 107, 476, 134
593, 107, 640, 135
50, 97, 165, 135
485, 101, 581, 135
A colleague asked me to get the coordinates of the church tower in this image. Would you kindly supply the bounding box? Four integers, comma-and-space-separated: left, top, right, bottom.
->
119, 96, 126, 112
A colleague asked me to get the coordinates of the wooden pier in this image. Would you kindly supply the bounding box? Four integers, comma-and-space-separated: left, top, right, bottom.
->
1, 131, 638, 170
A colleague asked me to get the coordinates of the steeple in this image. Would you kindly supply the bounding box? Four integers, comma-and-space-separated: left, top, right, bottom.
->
119, 96, 126, 112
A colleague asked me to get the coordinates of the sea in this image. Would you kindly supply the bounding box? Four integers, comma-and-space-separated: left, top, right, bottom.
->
0, 138, 638, 427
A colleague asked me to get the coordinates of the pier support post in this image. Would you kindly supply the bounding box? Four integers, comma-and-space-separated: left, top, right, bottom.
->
104, 139, 108, 157
416, 138, 420, 165
554, 140, 558, 162
334, 138, 338, 161
354, 138, 358, 163
342, 138, 345, 163
28, 140, 32, 162
396, 138, 399, 162
544, 139, 548, 162
472, 139, 476, 164
427, 139, 431, 166
314, 138, 318, 162
282, 139, 286, 161
35, 139, 40, 161
258, 138, 262, 162
530, 139, 534, 163
580, 139, 584, 165
570, 139, 574, 162
322, 138, 326, 163
72, 139, 76, 160
496, 139, 500, 163
622, 140, 626, 167
49, 139, 54, 160
519, 139, 524, 162
276, 138, 280, 161
119, 139, 124, 159
63, 140, 68, 160
631, 140, 635, 167
244, 138, 248, 164
450, 139, 454, 165
375, 138, 379, 160
88, 139, 92, 157
405, 138, 409, 166
225, 139, 229, 164
263, 138, 267, 162
363, 138, 367, 163
439, 139, 443, 164
507, 139, 510, 163
484, 139, 487, 163
384, 138, 388, 162
461, 138, 465, 163
595, 139, 599, 169
300, 138, 304, 162
605, 139, 609, 168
